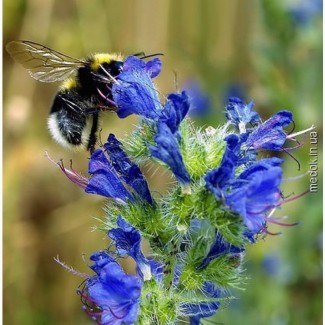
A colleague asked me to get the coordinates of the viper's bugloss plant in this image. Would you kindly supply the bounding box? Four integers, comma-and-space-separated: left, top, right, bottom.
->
52, 55, 311, 324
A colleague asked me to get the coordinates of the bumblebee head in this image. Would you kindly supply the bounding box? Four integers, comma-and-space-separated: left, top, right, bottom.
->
90, 53, 124, 78
77, 53, 124, 93
98, 60, 124, 78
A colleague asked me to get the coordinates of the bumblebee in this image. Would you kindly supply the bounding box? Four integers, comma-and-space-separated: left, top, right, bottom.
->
6, 40, 126, 152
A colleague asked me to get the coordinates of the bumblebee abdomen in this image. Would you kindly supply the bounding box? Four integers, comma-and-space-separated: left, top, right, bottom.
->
48, 91, 97, 150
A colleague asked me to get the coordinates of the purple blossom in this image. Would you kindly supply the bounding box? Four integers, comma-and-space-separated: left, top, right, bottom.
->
112, 56, 162, 119
82, 258, 142, 325
244, 111, 293, 151
150, 122, 191, 185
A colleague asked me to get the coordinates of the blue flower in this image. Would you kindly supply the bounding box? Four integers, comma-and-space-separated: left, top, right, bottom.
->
205, 143, 284, 234
108, 216, 151, 280
225, 97, 260, 131
112, 56, 163, 119
150, 122, 191, 186
84, 258, 142, 325
199, 232, 244, 269
159, 91, 190, 136
204, 133, 258, 199
181, 282, 222, 324
225, 165, 283, 233
86, 149, 132, 203
244, 111, 293, 151
56, 144, 152, 204
104, 134, 153, 204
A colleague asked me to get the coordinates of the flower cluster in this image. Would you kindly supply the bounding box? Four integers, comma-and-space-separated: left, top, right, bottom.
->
54, 55, 309, 324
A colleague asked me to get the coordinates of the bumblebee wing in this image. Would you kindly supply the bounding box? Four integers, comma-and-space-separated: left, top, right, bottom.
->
6, 40, 86, 82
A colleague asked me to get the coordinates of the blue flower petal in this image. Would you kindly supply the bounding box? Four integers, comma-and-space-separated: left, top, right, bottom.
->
199, 232, 244, 269
104, 134, 153, 204
113, 56, 162, 119
145, 58, 162, 78
160, 91, 190, 136
108, 216, 151, 280
245, 111, 293, 151
89, 251, 116, 275
237, 158, 283, 181
150, 123, 191, 185
226, 166, 283, 233
182, 282, 222, 321
225, 97, 260, 128
148, 259, 164, 285
204, 158, 235, 199
223, 133, 256, 167
87, 261, 142, 325
85, 150, 132, 202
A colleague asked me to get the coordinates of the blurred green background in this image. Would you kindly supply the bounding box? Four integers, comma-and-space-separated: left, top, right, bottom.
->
3, 0, 322, 324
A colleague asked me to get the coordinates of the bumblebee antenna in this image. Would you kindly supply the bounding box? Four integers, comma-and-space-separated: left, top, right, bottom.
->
139, 53, 164, 59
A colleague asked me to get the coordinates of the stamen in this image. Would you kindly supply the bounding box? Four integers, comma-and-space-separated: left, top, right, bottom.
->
97, 88, 117, 107
266, 217, 299, 227
54, 256, 89, 278
283, 148, 301, 171
264, 228, 282, 236
287, 125, 316, 139
278, 189, 310, 205
56, 159, 88, 189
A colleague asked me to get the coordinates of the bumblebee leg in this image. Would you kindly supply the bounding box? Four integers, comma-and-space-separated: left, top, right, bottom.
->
87, 112, 99, 153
